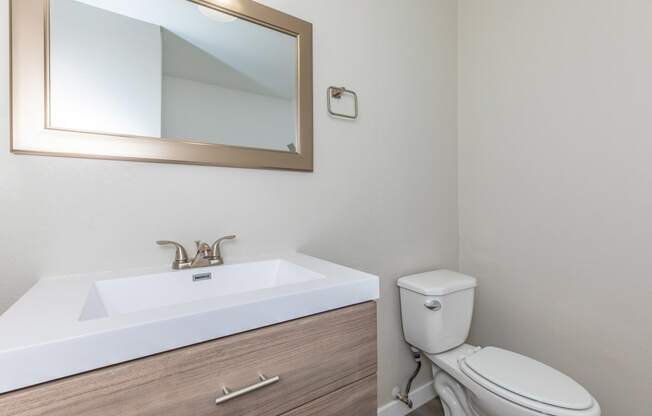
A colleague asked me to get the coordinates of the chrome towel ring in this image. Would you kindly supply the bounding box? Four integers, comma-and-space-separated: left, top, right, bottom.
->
327, 86, 358, 120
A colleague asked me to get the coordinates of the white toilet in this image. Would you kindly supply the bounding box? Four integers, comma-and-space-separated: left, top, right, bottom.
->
397, 270, 601, 416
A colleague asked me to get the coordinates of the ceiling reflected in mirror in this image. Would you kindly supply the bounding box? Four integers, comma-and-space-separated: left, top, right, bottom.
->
48, 0, 299, 152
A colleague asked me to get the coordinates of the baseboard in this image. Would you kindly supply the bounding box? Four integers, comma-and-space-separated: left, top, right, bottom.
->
377, 381, 436, 416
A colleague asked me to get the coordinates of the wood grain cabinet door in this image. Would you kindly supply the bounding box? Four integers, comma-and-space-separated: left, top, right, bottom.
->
281, 375, 377, 416
0, 302, 377, 416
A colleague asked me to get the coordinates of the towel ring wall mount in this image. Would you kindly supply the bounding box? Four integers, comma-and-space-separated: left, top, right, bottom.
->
327, 86, 358, 120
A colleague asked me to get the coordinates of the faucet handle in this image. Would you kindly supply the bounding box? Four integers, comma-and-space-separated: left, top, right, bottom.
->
210, 235, 236, 263
156, 240, 190, 269
211, 235, 236, 251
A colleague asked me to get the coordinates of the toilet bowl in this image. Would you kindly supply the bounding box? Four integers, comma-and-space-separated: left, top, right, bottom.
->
397, 270, 601, 416
428, 344, 600, 416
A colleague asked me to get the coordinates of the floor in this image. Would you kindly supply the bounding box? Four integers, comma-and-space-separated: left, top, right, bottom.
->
408, 398, 444, 416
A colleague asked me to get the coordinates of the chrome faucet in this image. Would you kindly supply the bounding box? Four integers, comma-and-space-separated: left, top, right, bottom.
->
157, 235, 236, 270
190, 241, 213, 268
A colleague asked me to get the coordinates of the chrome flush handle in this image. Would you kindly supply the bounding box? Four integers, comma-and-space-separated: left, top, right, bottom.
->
424, 299, 442, 311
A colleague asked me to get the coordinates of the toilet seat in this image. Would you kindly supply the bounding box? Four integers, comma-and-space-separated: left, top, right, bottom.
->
460, 347, 597, 416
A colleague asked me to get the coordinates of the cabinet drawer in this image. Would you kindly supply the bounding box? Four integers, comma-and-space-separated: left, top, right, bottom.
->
281, 374, 377, 416
0, 302, 377, 416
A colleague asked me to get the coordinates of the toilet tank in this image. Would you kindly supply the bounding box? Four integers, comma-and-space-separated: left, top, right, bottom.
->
398, 270, 477, 354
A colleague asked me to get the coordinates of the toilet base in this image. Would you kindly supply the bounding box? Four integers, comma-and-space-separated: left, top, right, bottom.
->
432, 365, 484, 416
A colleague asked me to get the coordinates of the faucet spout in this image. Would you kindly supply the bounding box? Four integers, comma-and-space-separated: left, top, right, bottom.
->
190, 241, 213, 268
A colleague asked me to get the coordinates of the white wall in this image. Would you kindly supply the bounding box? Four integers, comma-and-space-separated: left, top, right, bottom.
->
458, 1, 652, 414
49, 0, 162, 137
0, 0, 458, 408
162, 76, 295, 150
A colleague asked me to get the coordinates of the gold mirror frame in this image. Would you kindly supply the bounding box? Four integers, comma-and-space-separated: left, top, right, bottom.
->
10, 0, 313, 171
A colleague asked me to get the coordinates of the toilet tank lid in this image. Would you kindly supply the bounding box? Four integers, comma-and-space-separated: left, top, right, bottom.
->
397, 270, 476, 296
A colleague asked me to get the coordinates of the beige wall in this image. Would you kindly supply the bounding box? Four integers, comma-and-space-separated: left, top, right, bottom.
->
458, 1, 652, 414
0, 0, 458, 407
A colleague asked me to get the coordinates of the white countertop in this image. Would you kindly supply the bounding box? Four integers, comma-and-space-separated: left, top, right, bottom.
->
0, 252, 379, 394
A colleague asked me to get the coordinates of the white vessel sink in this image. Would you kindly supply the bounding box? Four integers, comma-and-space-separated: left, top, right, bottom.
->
0, 253, 379, 394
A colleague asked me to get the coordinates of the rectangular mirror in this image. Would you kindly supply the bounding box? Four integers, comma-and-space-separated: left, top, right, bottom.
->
11, 0, 313, 170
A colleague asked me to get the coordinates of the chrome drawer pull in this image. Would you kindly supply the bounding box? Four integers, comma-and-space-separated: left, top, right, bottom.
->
215, 374, 280, 405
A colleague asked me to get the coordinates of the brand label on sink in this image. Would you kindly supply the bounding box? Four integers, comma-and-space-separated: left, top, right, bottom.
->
192, 272, 213, 282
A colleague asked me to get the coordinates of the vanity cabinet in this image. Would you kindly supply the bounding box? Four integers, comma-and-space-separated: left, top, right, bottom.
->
0, 302, 377, 416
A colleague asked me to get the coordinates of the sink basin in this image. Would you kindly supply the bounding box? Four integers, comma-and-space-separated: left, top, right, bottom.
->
82, 259, 324, 319
0, 252, 378, 394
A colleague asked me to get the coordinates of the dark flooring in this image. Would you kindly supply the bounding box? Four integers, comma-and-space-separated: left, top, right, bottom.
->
407, 399, 444, 416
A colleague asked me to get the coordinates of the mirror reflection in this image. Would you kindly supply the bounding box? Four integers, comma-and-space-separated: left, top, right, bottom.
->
48, 0, 298, 152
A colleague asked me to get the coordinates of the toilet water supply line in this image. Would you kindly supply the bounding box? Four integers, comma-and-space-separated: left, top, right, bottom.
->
395, 347, 422, 408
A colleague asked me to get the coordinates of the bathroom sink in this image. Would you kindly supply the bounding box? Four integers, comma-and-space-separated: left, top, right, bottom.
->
81, 259, 325, 319
0, 252, 379, 394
